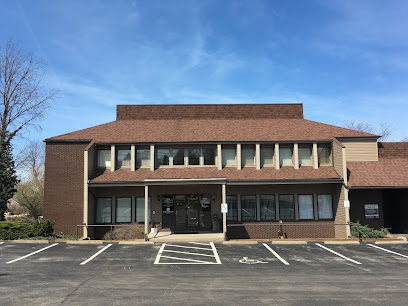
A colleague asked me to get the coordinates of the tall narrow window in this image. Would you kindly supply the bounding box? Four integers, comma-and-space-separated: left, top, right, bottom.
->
136, 149, 150, 168
318, 194, 333, 219
135, 197, 151, 223
203, 148, 216, 165
117, 149, 131, 168
241, 146, 255, 167
116, 198, 132, 223
222, 147, 236, 167
279, 195, 295, 220
97, 150, 111, 168
279, 147, 293, 167
260, 195, 275, 220
318, 144, 331, 166
96, 198, 111, 224
226, 195, 238, 221
188, 148, 200, 165
298, 195, 314, 219
241, 195, 256, 221
157, 149, 170, 166
299, 146, 312, 167
172, 148, 184, 166
261, 146, 274, 166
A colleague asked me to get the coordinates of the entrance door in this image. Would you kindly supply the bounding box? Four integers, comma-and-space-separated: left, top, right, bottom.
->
186, 195, 200, 229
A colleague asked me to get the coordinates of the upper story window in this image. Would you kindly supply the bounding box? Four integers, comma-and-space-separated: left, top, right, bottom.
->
222, 146, 236, 167
241, 145, 255, 167
279, 146, 293, 167
188, 148, 201, 166
203, 148, 216, 165
318, 144, 332, 166
157, 148, 170, 166
97, 150, 111, 168
117, 149, 131, 168
136, 148, 150, 168
298, 145, 312, 167
261, 146, 274, 167
172, 148, 185, 166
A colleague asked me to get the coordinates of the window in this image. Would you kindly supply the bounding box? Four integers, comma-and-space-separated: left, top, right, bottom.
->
136, 149, 150, 168
135, 197, 151, 223
318, 194, 333, 219
188, 148, 200, 165
318, 144, 331, 166
260, 195, 275, 220
222, 147, 236, 167
241, 146, 255, 167
116, 198, 131, 223
117, 149, 131, 168
241, 195, 256, 221
279, 147, 293, 167
261, 146, 274, 166
157, 149, 170, 166
172, 148, 184, 166
226, 195, 238, 221
279, 195, 294, 220
298, 195, 314, 219
203, 148, 216, 165
298, 146, 312, 166
96, 198, 111, 224
97, 150, 111, 168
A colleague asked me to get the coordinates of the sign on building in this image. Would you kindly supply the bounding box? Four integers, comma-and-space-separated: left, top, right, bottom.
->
364, 204, 379, 219
221, 203, 228, 213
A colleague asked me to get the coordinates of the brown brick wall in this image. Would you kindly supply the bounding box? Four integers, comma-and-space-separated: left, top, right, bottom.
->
43, 142, 88, 235
116, 104, 304, 120
378, 142, 408, 159
349, 189, 384, 230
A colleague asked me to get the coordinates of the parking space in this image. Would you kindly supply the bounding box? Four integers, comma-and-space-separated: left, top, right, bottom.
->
1, 241, 408, 305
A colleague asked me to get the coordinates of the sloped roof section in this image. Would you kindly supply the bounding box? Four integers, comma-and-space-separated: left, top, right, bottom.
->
89, 166, 341, 183
46, 119, 376, 143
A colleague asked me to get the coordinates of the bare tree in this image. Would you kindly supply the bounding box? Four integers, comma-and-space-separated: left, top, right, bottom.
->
402, 135, 408, 142
16, 140, 45, 180
0, 40, 58, 143
339, 120, 395, 141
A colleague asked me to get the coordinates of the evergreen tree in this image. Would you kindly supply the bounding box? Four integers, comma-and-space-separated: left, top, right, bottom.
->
0, 138, 19, 221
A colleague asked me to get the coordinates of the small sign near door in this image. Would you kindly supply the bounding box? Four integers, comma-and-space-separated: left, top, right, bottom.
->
221, 203, 228, 213
365, 204, 379, 219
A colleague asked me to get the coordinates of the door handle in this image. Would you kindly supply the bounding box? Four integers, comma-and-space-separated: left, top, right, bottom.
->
190, 217, 197, 220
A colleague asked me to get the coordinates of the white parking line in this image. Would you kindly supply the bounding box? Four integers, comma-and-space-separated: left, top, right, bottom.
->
189, 242, 211, 246
154, 242, 221, 265
165, 244, 213, 251
315, 243, 362, 265
367, 244, 408, 259
0, 242, 4, 245
263, 243, 290, 265
80, 244, 112, 265
6, 243, 59, 264
210, 242, 222, 264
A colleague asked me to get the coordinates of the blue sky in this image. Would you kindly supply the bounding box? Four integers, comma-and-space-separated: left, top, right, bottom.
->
2, 0, 408, 149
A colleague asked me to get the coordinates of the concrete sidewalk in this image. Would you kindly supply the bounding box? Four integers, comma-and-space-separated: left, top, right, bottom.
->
148, 231, 224, 243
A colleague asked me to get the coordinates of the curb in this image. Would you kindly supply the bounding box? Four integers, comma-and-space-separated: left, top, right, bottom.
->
324, 241, 360, 245
119, 241, 154, 245
374, 240, 408, 245
223, 240, 258, 245
66, 240, 104, 244
10, 240, 51, 244
271, 240, 307, 245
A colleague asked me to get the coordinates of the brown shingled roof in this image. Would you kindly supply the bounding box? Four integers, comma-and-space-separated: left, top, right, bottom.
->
348, 159, 408, 188
46, 119, 376, 143
89, 166, 341, 183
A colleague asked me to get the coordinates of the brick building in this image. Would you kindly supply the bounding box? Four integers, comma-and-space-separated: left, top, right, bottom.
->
43, 104, 408, 239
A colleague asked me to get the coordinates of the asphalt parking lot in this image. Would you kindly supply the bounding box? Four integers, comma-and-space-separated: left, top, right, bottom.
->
1, 241, 408, 305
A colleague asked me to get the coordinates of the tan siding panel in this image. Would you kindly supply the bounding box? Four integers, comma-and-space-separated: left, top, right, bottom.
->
342, 140, 378, 161
332, 141, 344, 178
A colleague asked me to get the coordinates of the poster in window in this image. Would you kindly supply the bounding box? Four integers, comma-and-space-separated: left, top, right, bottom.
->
364, 204, 379, 219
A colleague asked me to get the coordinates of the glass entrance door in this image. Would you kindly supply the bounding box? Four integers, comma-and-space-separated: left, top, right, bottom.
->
187, 195, 199, 229
172, 194, 212, 231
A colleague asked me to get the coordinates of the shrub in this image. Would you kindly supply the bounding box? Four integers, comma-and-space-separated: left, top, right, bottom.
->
103, 225, 145, 240
0, 219, 54, 240
351, 222, 388, 239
